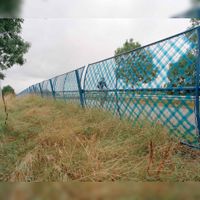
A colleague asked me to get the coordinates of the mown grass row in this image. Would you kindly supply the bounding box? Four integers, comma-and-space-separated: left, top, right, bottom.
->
0, 95, 200, 181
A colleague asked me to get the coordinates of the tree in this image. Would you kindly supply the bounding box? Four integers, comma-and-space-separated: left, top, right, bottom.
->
166, 52, 196, 88
0, 19, 30, 79
189, 18, 200, 28
115, 39, 141, 56
114, 39, 157, 88
2, 85, 15, 96
0, 72, 5, 80
0, 0, 23, 17
166, 19, 199, 91
0, 19, 30, 125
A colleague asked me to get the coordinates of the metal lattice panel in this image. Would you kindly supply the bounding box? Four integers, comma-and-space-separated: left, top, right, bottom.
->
18, 27, 200, 148
84, 28, 199, 147
51, 67, 85, 103
40, 80, 52, 97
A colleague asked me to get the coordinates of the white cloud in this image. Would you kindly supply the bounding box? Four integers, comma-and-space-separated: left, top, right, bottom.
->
1, 0, 192, 93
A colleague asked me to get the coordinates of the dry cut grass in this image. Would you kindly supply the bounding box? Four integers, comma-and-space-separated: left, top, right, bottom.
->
0, 95, 200, 182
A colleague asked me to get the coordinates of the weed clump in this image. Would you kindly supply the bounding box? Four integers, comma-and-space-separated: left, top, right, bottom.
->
0, 95, 200, 182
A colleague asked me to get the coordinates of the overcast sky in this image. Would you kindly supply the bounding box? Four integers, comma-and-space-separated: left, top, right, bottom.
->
22, 0, 191, 18
1, 0, 192, 93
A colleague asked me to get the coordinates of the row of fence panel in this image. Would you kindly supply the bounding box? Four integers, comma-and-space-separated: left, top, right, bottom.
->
18, 27, 200, 148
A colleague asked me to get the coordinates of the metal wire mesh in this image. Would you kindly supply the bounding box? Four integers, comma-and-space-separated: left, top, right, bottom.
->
18, 27, 200, 148
53, 67, 84, 103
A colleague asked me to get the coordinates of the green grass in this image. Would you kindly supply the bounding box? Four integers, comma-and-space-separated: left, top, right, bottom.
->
0, 95, 200, 182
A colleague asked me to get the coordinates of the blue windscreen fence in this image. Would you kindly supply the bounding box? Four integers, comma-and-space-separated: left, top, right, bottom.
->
18, 27, 200, 149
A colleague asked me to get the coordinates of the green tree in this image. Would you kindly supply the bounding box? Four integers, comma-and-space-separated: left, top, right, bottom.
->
166, 19, 199, 91
115, 39, 141, 55
0, 18, 30, 79
0, 72, 4, 79
114, 39, 157, 87
0, 18, 30, 125
0, 0, 22, 16
189, 18, 200, 28
2, 85, 15, 96
166, 52, 196, 88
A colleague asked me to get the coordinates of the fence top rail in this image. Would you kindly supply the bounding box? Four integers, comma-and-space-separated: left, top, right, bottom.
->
46, 66, 85, 82
18, 26, 200, 95
88, 26, 200, 66
18, 66, 85, 94
39, 66, 85, 84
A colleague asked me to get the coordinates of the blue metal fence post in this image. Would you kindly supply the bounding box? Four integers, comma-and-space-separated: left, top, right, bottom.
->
75, 69, 84, 108
33, 85, 37, 95
63, 74, 68, 102
115, 76, 122, 119
27, 87, 29, 94
29, 86, 32, 94
39, 83, 43, 97
83, 65, 89, 107
196, 27, 200, 141
49, 79, 56, 100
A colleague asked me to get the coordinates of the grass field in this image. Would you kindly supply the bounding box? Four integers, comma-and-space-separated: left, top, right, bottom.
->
0, 95, 200, 182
